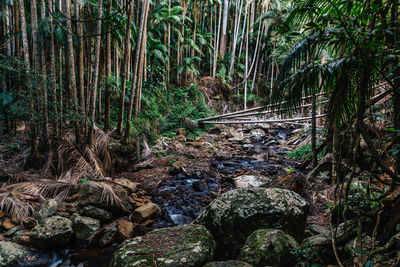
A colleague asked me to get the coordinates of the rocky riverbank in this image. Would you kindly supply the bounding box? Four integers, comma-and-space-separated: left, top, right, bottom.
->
1, 124, 395, 266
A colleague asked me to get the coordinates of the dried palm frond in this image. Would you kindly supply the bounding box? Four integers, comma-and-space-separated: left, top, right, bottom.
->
102, 150, 112, 175
100, 183, 126, 211
93, 126, 111, 158
57, 141, 78, 175
1, 180, 78, 201
41, 149, 54, 177
0, 193, 35, 223
57, 141, 104, 181
82, 147, 106, 178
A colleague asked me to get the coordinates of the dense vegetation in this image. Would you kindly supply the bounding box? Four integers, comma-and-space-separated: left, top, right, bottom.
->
1, 0, 400, 266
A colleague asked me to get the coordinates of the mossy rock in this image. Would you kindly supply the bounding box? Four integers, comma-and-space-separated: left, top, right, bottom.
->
109, 224, 215, 267
203, 260, 253, 267
0, 241, 28, 266
30, 216, 73, 248
81, 205, 114, 223
195, 188, 309, 258
238, 229, 300, 267
71, 213, 100, 240
0, 241, 52, 266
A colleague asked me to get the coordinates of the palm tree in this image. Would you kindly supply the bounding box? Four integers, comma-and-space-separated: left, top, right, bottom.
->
87, 0, 104, 146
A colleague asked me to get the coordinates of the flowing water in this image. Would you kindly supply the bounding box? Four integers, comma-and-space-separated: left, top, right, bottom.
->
36, 128, 296, 266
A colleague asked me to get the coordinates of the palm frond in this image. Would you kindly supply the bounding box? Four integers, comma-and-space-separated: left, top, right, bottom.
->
1, 180, 78, 201
100, 183, 126, 211
0, 193, 35, 223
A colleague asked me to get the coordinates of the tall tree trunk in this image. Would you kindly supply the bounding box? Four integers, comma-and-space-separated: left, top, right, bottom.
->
116, 3, 134, 135
244, 7, 249, 110
228, 0, 243, 77
19, 0, 38, 155
124, 0, 149, 140
104, 0, 112, 131
213, 4, 222, 77
64, 0, 82, 144
167, 0, 171, 83
134, 0, 150, 118
48, 0, 58, 136
76, 1, 86, 133
219, 0, 229, 59
86, 0, 103, 146
30, 0, 43, 141
39, 0, 49, 149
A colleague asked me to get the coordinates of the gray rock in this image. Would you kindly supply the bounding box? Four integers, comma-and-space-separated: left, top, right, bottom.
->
195, 188, 309, 257
233, 175, 271, 189
30, 216, 73, 248
5, 226, 21, 237
109, 224, 215, 267
193, 180, 209, 192
77, 181, 104, 206
250, 129, 266, 142
0, 241, 28, 266
71, 213, 100, 240
34, 199, 58, 223
306, 153, 333, 183
0, 241, 52, 267
238, 229, 300, 267
77, 181, 130, 213
113, 178, 137, 193
307, 224, 330, 236
81, 205, 113, 223
204, 261, 253, 267
94, 222, 119, 247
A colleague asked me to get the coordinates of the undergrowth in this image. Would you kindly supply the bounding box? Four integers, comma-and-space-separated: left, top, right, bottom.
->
134, 81, 213, 142
287, 144, 324, 161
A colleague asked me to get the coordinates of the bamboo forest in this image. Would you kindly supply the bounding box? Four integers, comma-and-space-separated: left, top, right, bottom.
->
0, 0, 400, 266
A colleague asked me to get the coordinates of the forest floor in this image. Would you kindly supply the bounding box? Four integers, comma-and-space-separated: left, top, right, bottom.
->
119, 123, 332, 228
3, 123, 395, 266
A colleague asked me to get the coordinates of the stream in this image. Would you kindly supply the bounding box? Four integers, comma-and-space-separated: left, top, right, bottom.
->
32, 127, 296, 267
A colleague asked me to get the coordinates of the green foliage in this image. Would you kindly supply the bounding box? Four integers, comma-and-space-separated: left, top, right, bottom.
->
287, 144, 313, 160
80, 179, 89, 184
291, 241, 321, 267
133, 83, 213, 143
348, 182, 386, 211
287, 143, 324, 160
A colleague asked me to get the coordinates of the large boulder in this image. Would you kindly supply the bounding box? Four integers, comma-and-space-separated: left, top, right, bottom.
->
77, 181, 130, 213
203, 261, 253, 267
109, 224, 215, 267
0, 241, 28, 266
195, 188, 309, 257
30, 216, 73, 248
0, 241, 52, 266
238, 229, 300, 267
70, 213, 100, 240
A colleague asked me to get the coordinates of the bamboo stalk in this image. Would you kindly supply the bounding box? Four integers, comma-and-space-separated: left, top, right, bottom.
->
198, 92, 328, 122
216, 101, 330, 120
201, 114, 328, 125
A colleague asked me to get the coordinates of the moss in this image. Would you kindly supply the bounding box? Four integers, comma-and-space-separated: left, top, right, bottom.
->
238, 229, 299, 267
109, 224, 215, 267
195, 188, 309, 258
